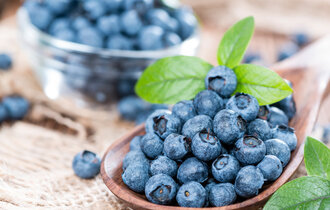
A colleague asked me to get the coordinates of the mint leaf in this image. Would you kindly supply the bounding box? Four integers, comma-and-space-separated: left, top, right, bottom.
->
135, 56, 213, 104
217, 16, 254, 68
233, 64, 293, 105
304, 136, 330, 180
264, 176, 330, 210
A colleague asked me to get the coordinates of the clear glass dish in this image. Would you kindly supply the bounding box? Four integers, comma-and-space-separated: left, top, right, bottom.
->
17, 8, 200, 108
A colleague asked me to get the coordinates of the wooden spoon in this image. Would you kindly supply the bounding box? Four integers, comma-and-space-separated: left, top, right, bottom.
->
100, 36, 330, 210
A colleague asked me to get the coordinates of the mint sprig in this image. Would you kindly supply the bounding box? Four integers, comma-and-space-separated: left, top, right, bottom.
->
264, 137, 330, 209
135, 16, 292, 105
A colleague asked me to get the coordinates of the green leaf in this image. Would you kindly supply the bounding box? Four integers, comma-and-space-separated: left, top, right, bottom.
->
233, 64, 293, 105
135, 56, 213, 104
304, 136, 330, 180
217, 16, 254, 68
264, 176, 330, 210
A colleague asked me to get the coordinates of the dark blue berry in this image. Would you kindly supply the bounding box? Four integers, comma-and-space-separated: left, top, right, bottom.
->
122, 161, 149, 193
48, 18, 70, 35
0, 104, 8, 122
257, 155, 283, 181
209, 183, 236, 207
292, 32, 309, 47
172, 100, 196, 123
213, 109, 246, 145
234, 136, 266, 165
27, 4, 54, 31
205, 66, 237, 98
272, 125, 297, 151
83, 0, 107, 20
123, 0, 153, 14
0, 53, 12, 70
122, 150, 149, 170
191, 129, 222, 162
243, 52, 262, 64
77, 27, 104, 48
277, 42, 299, 61
234, 165, 264, 198
2, 96, 30, 120
177, 157, 208, 184
117, 96, 150, 121
272, 94, 296, 120
129, 135, 142, 151
175, 8, 197, 39
141, 133, 164, 159
106, 34, 133, 50
44, 0, 73, 15
265, 139, 291, 167
182, 115, 213, 139
164, 32, 182, 47
258, 105, 270, 120
138, 25, 164, 50
212, 154, 240, 183
267, 107, 289, 128
150, 156, 178, 177
145, 110, 181, 139
72, 150, 101, 179
120, 10, 143, 36
145, 174, 178, 205
71, 16, 91, 31
176, 181, 206, 207
97, 15, 120, 36
226, 93, 259, 122
193, 90, 224, 118
102, 0, 122, 13
247, 118, 271, 141
53, 28, 75, 42
163, 133, 190, 160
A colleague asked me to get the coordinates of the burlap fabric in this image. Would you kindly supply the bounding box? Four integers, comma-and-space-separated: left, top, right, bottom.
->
0, 0, 329, 209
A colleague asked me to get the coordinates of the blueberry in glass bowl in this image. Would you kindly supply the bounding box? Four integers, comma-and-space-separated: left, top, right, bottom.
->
17, 0, 200, 108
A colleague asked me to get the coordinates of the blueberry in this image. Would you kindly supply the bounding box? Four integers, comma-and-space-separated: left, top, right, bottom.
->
0, 53, 12, 70
243, 52, 262, 64
53, 28, 75, 42
247, 119, 271, 141
129, 135, 142, 151
212, 154, 240, 183
27, 4, 54, 31
191, 129, 222, 162
72, 150, 101, 179
138, 25, 164, 50
83, 0, 107, 20
118, 96, 150, 121
77, 27, 104, 48
106, 34, 133, 50
234, 136, 266, 165
323, 124, 330, 144
176, 181, 206, 207
146, 9, 172, 31
72, 16, 91, 31
164, 32, 182, 47
172, 100, 196, 123
205, 66, 237, 98
234, 165, 264, 198
267, 107, 289, 128
292, 32, 309, 47
123, 0, 153, 14
48, 18, 70, 35
120, 10, 143, 36
145, 109, 181, 139
0, 104, 8, 122
122, 161, 149, 193
44, 0, 72, 15
227, 93, 259, 122
257, 155, 283, 181
277, 42, 299, 61
272, 94, 296, 120
213, 109, 246, 145
150, 156, 178, 177
209, 183, 236, 207
257, 105, 270, 120
141, 133, 164, 159
182, 115, 213, 139
163, 133, 190, 160
145, 174, 178, 205
175, 8, 197, 39
102, 0, 122, 12
265, 139, 291, 167
122, 150, 149, 170
2, 96, 30, 120
272, 125, 297, 151
177, 157, 208, 184
97, 15, 120, 36
193, 90, 224, 118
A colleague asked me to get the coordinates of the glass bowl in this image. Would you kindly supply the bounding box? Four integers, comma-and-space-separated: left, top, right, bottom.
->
17, 8, 200, 108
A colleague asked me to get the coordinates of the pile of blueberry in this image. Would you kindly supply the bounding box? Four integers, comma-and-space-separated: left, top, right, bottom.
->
23, 0, 197, 51
122, 65, 297, 207
118, 95, 168, 124
0, 96, 30, 123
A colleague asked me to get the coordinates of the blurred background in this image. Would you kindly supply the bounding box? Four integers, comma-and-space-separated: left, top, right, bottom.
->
0, 0, 329, 209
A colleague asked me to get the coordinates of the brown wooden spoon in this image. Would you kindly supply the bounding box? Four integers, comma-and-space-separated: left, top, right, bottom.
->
101, 36, 330, 210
